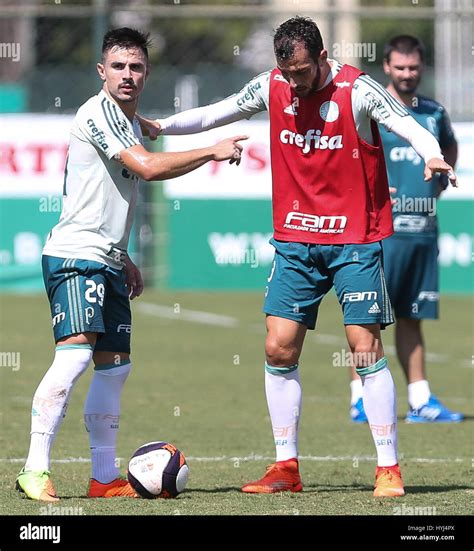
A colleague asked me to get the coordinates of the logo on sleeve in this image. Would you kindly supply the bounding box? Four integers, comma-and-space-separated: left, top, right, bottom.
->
236, 81, 262, 107
87, 119, 109, 152
118, 117, 129, 133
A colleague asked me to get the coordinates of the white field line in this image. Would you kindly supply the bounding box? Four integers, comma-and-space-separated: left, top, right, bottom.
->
137, 302, 239, 328
1, 455, 466, 464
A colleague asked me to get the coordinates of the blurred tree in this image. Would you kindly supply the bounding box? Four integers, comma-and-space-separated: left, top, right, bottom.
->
359, 0, 435, 95
361, 0, 434, 66
36, 17, 92, 65
33, 0, 264, 66
150, 17, 258, 66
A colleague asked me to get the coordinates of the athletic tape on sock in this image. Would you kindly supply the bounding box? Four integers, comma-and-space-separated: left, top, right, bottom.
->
93, 361, 131, 377
265, 362, 299, 376
355, 356, 387, 377
55, 343, 93, 351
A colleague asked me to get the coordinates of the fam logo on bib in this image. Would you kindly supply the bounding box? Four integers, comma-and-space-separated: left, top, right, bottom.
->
320, 101, 339, 122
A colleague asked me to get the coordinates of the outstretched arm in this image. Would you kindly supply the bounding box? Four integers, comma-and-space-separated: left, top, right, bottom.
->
139, 71, 270, 137
354, 75, 457, 186
137, 99, 247, 138
116, 136, 247, 181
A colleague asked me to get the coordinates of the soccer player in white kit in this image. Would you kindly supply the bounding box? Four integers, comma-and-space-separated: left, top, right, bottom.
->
16, 28, 247, 501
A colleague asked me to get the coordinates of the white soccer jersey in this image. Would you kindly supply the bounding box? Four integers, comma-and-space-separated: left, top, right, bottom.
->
43, 90, 142, 269
159, 60, 441, 162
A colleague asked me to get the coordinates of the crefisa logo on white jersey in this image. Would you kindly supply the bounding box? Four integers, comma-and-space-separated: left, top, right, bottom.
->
319, 100, 339, 122
280, 129, 343, 154
284, 212, 347, 234
87, 119, 109, 152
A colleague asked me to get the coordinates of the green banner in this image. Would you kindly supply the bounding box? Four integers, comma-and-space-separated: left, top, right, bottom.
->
168, 199, 273, 289
0, 198, 60, 291
0, 197, 139, 292
167, 198, 473, 293
1, 197, 471, 293
438, 200, 474, 293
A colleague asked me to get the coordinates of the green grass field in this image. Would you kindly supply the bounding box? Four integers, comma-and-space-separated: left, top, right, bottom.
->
0, 290, 472, 516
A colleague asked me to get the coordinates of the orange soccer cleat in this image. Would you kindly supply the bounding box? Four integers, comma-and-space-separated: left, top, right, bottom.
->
373, 464, 405, 497
87, 477, 138, 498
242, 458, 302, 494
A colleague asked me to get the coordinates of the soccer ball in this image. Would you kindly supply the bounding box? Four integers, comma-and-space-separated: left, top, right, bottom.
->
127, 441, 189, 499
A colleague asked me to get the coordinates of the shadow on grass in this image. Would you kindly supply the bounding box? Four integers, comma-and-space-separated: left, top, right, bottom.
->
396, 414, 473, 422
351, 415, 473, 423
32, 488, 242, 498
185, 484, 372, 494
42, 480, 473, 499
183, 487, 242, 494
403, 485, 474, 494
302, 483, 370, 493
185, 482, 474, 495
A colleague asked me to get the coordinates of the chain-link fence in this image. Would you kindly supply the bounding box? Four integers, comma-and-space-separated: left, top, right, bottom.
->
1, 0, 472, 119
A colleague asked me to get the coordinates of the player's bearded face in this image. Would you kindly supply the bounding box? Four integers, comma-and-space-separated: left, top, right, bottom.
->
98, 46, 149, 103
385, 51, 422, 95
277, 43, 324, 98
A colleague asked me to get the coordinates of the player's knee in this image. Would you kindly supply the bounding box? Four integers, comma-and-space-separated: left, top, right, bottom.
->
265, 337, 300, 367
351, 342, 379, 367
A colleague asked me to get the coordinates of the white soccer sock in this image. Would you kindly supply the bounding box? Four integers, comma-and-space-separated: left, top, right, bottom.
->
350, 378, 363, 405
357, 358, 398, 467
84, 362, 131, 483
25, 345, 93, 472
265, 363, 301, 462
408, 379, 431, 410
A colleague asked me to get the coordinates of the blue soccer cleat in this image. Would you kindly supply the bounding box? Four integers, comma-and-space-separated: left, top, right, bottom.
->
350, 397, 368, 423
405, 394, 464, 423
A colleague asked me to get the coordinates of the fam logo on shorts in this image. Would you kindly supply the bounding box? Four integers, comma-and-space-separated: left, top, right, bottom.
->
319, 101, 339, 122
342, 291, 377, 303
52, 302, 65, 327
418, 291, 439, 302
117, 324, 131, 333
52, 311, 66, 327
342, 291, 380, 314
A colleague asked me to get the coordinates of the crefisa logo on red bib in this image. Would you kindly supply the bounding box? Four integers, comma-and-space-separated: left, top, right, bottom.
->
279, 129, 343, 154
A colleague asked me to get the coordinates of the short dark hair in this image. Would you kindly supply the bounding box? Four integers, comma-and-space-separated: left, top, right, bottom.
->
102, 27, 151, 62
274, 16, 324, 61
384, 35, 425, 63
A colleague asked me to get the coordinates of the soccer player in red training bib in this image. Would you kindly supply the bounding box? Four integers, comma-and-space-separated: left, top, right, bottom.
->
143, 17, 457, 497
